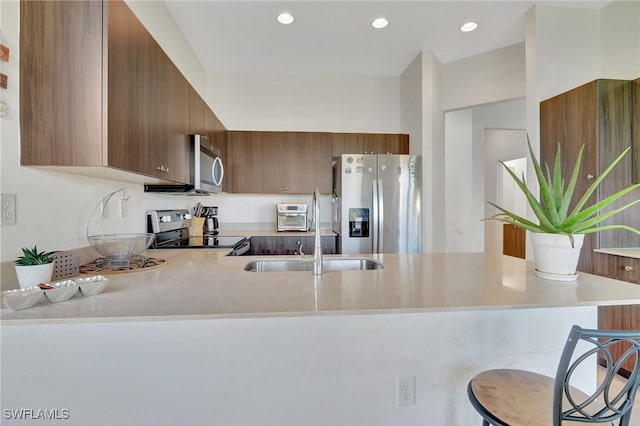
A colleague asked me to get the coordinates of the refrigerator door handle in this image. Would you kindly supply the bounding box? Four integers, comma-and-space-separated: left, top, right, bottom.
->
372, 179, 379, 253
377, 179, 384, 253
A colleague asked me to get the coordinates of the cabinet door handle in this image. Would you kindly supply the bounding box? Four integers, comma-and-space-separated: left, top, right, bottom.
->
586, 174, 595, 180
623, 265, 634, 272
156, 165, 169, 172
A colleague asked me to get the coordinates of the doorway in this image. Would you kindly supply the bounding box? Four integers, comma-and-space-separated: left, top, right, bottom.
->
500, 157, 527, 258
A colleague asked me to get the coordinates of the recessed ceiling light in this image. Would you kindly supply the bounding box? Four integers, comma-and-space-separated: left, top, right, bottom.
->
371, 18, 389, 29
460, 22, 478, 32
277, 12, 294, 25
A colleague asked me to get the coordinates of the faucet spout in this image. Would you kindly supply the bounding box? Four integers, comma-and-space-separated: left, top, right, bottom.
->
312, 188, 323, 275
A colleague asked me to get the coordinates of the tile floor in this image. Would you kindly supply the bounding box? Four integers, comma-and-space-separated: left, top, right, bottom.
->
598, 367, 640, 425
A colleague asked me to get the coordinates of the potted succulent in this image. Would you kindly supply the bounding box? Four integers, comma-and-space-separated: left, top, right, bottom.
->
14, 246, 55, 289
487, 138, 640, 281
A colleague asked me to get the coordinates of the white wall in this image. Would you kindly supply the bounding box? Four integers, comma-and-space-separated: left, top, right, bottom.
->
205, 71, 401, 133
484, 129, 528, 254
1, 307, 597, 426
441, 42, 526, 111
444, 109, 473, 253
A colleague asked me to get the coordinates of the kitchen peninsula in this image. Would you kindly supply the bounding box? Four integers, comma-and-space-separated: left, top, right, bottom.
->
2, 251, 639, 426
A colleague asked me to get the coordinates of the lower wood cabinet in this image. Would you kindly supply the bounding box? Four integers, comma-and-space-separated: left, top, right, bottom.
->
598, 304, 640, 377
248, 235, 338, 255
592, 253, 639, 284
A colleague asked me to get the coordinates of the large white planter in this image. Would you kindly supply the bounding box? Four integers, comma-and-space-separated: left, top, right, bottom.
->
15, 263, 55, 289
530, 232, 584, 281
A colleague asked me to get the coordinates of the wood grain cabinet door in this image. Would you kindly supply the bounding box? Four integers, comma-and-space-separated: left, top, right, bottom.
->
107, 0, 164, 178
540, 81, 598, 185
332, 133, 410, 157
632, 78, 639, 183
20, 0, 104, 166
282, 132, 332, 194
229, 131, 283, 193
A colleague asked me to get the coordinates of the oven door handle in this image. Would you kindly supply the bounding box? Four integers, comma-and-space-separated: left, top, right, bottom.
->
228, 238, 250, 256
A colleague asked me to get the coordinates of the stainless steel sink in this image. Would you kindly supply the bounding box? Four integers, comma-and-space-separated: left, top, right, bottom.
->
244, 257, 384, 272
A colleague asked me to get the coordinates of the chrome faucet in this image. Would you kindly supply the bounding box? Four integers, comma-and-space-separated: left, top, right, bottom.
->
312, 188, 323, 275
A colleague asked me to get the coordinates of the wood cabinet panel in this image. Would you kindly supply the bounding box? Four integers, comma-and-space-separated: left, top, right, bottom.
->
229, 131, 283, 193
283, 132, 331, 194
20, 0, 104, 166
21, 0, 206, 185
249, 236, 338, 255
540, 79, 639, 276
598, 304, 640, 377
632, 79, 639, 183
540, 81, 598, 185
229, 131, 332, 194
332, 133, 409, 157
592, 253, 640, 284
502, 224, 525, 259
189, 86, 205, 135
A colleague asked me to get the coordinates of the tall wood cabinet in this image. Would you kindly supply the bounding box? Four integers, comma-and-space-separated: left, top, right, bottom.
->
228, 131, 332, 194
540, 79, 639, 274
331, 133, 409, 157
541, 79, 640, 377
633, 78, 640, 184
20, 0, 205, 184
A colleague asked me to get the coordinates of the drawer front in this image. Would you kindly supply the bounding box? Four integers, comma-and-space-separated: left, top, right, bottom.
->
593, 253, 640, 284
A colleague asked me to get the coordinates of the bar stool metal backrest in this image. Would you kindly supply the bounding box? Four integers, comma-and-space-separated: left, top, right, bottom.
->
554, 325, 640, 424
467, 325, 640, 426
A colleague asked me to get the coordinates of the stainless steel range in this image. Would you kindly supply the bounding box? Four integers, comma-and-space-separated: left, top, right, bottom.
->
146, 209, 249, 255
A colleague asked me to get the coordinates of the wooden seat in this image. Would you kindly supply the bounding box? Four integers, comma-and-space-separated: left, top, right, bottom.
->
467, 325, 640, 426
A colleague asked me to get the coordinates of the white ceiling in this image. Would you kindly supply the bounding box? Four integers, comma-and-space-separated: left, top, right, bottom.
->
164, 1, 610, 76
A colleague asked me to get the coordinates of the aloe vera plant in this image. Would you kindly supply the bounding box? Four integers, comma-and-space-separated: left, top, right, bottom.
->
15, 246, 54, 266
488, 137, 640, 244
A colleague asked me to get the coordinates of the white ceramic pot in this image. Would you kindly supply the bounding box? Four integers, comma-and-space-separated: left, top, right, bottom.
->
15, 263, 55, 289
530, 232, 584, 281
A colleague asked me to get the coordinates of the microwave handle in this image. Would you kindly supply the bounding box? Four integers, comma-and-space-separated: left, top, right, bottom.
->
212, 156, 224, 187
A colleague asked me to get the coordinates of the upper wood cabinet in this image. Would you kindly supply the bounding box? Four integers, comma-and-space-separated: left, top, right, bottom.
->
229, 131, 332, 194
332, 133, 409, 157
633, 78, 639, 184
540, 79, 639, 276
20, 0, 196, 184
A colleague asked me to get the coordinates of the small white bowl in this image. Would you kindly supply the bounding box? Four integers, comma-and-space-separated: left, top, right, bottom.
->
43, 280, 79, 303
2, 287, 45, 311
75, 275, 109, 296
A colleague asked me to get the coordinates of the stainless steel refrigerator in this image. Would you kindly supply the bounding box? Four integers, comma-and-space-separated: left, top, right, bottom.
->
333, 154, 421, 254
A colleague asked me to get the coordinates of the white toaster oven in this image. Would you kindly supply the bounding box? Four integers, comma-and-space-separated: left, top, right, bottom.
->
277, 203, 308, 231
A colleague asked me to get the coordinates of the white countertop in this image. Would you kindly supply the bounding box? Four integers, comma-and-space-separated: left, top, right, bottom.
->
594, 247, 640, 259
2, 251, 639, 324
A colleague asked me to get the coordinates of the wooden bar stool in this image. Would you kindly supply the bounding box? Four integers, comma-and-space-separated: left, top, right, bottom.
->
467, 325, 640, 425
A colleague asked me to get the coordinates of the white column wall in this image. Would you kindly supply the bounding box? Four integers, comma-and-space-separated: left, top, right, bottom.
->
444, 109, 473, 253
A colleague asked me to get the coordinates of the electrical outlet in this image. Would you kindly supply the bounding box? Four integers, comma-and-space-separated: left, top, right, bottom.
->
398, 376, 415, 406
1, 193, 16, 226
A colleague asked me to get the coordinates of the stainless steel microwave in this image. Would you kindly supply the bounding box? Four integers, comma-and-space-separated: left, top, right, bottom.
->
144, 134, 224, 195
